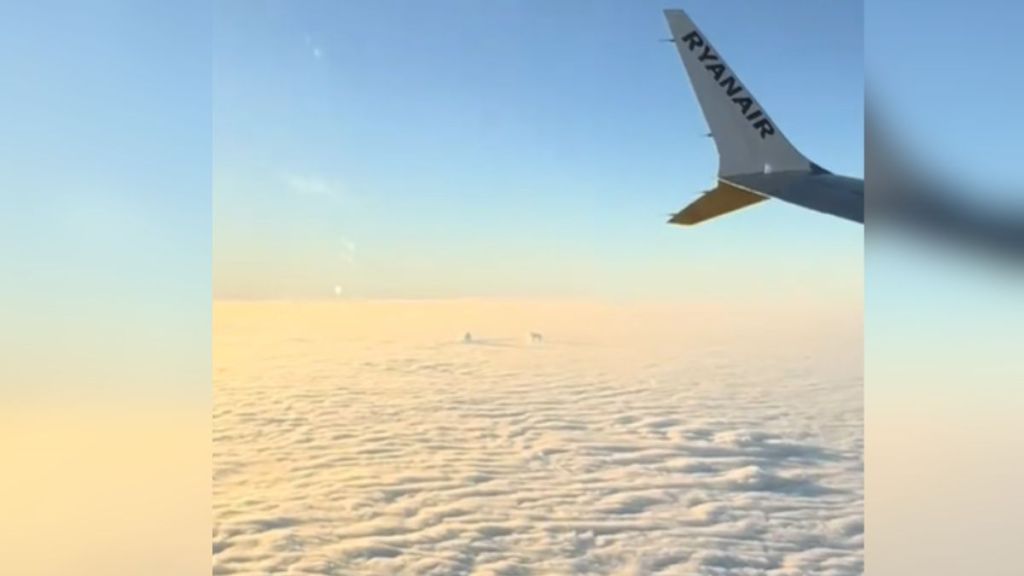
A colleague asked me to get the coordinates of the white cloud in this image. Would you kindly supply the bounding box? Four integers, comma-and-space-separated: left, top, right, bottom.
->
282, 174, 344, 200
214, 302, 862, 575
304, 34, 324, 60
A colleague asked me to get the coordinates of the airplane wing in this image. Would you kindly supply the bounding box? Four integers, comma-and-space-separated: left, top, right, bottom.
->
669, 179, 768, 225
662, 8, 861, 226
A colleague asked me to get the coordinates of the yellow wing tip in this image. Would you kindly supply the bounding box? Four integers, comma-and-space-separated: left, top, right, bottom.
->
668, 180, 768, 226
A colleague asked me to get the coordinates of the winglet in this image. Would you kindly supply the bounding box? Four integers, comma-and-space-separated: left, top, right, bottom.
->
663, 8, 812, 178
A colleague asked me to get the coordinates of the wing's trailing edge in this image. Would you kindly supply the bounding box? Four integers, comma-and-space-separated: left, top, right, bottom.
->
669, 179, 768, 225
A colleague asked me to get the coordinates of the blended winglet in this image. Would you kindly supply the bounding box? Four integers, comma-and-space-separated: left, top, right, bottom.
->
663, 8, 811, 178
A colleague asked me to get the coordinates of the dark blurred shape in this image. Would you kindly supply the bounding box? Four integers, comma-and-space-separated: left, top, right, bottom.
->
866, 111, 1024, 266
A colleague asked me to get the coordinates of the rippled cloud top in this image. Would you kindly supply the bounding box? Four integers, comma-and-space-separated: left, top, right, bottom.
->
214, 300, 862, 575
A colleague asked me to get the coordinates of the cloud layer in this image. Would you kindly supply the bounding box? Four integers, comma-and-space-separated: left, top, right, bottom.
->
214, 301, 862, 575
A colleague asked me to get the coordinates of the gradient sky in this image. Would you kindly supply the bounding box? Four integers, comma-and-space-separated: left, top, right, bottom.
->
213, 0, 864, 301
1, 0, 210, 403
3, 4, 1019, 570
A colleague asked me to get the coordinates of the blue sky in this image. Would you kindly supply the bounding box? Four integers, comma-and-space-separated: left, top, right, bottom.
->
867, 0, 1024, 196
213, 0, 863, 301
1, 1, 210, 402
865, 0, 1024, 377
